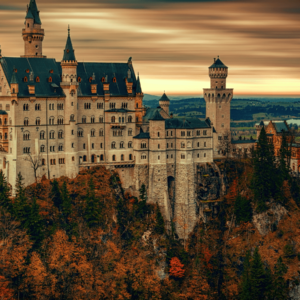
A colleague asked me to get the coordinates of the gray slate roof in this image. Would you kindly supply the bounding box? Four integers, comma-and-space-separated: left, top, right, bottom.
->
0, 110, 8, 115
209, 58, 228, 69
133, 131, 150, 139
159, 93, 170, 102
105, 108, 135, 113
165, 117, 210, 129
1, 57, 139, 97
10, 71, 18, 84
136, 76, 142, 94
149, 109, 165, 121
273, 122, 289, 133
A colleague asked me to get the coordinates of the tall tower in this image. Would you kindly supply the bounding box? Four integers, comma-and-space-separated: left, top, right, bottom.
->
60, 27, 79, 178
203, 57, 233, 152
159, 92, 170, 116
22, 0, 45, 58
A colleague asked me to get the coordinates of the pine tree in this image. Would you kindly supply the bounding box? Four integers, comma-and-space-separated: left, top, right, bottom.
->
51, 179, 62, 210
85, 177, 102, 228
155, 203, 165, 234
14, 172, 30, 222
250, 247, 267, 299
240, 250, 252, 300
24, 197, 44, 249
234, 195, 252, 224
135, 184, 148, 219
272, 256, 290, 300
0, 170, 12, 212
251, 127, 279, 212
61, 181, 72, 219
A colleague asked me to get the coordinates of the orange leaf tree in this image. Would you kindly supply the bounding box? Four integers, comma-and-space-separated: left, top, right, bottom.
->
169, 257, 185, 278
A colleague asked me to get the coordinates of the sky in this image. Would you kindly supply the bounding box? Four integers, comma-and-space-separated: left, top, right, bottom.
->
0, 0, 299, 96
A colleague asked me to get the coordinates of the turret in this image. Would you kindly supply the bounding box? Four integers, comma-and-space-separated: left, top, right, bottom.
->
208, 56, 228, 89
22, 0, 45, 58
159, 92, 170, 116
10, 69, 19, 95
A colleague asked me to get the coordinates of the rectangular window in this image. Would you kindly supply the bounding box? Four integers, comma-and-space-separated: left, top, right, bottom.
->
187, 131, 191, 136
197, 130, 200, 136
167, 131, 169, 137
171, 143, 173, 148
181, 131, 185, 137
171, 131, 173, 136
5, 104, 10, 111
203, 130, 207, 136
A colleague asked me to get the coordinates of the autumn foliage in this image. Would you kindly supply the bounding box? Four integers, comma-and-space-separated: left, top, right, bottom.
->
169, 257, 185, 278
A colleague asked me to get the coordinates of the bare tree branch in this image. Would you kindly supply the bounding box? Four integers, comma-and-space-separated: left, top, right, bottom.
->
24, 152, 43, 183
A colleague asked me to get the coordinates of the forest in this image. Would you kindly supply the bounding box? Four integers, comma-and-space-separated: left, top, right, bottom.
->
1, 127, 300, 299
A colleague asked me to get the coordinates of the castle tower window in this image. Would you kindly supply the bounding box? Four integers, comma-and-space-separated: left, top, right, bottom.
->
58, 144, 63, 151
92, 143, 94, 149
91, 116, 95, 123
24, 77, 28, 82
171, 143, 173, 148
204, 142, 207, 147
4, 118, 7, 125
23, 104, 29, 111
136, 103, 138, 108
99, 117, 104, 123
100, 143, 103, 148
128, 142, 132, 148
24, 118, 29, 126
91, 129, 95, 137
121, 154, 124, 161
112, 155, 116, 161
204, 153, 206, 158
167, 143, 169, 148
128, 116, 132, 123
49, 131, 55, 139
119, 117, 121, 123
111, 142, 116, 149
36, 77, 40, 83
100, 154, 104, 161
221, 123, 224, 128
171, 131, 173, 136
99, 129, 104, 136
128, 129, 132, 136
197, 142, 200, 147
158, 156, 160, 160
122, 117, 124, 123
157, 132, 160, 137
40, 145, 45, 153
83, 143, 86, 149
36, 118, 40, 125
181, 131, 185, 137
58, 130, 63, 139
101, 77, 105, 83
35, 104, 40, 111
83, 155, 87, 162
97, 103, 103, 109
23, 147, 30, 154
42, 159, 45, 165
181, 154, 185, 159
70, 115, 75, 121
23, 132, 30, 140
40, 131, 45, 139
187, 131, 191, 137
82, 116, 86, 123
158, 144, 160, 149
171, 154, 173, 158
120, 142, 124, 148
129, 154, 132, 160
78, 77, 82, 82
4, 133, 7, 140
136, 117, 139, 123
111, 116, 115, 123
181, 142, 185, 148
197, 154, 199, 158
72, 143, 74, 148
58, 118, 64, 125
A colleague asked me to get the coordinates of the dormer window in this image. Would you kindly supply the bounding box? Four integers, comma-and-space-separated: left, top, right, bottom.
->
89, 77, 93, 83
48, 77, 52, 83
50, 70, 53, 74
101, 77, 105, 83
36, 77, 40, 83
24, 77, 28, 82
113, 77, 117, 83
78, 77, 82, 82
26, 69, 30, 73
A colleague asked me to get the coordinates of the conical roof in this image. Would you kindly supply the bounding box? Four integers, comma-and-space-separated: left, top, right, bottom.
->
10, 71, 18, 84
136, 76, 142, 94
26, 0, 41, 25
159, 92, 170, 102
62, 27, 76, 62
209, 57, 228, 69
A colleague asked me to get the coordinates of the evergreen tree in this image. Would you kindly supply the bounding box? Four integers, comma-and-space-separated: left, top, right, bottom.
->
51, 179, 62, 210
272, 256, 290, 300
61, 181, 72, 219
14, 173, 30, 222
0, 170, 12, 212
240, 250, 252, 300
85, 177, 102, 228
250, 247, 267, 299
234, 195, 252, 224
155, 203, 165, 234
24, 197, 44, 249
251, 127, 279, 212
135, 184, 148, 219
279, 133, 291, 181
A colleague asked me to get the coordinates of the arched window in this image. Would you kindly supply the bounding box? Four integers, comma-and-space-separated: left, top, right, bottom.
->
100, 154, 104, 161
121, 154, 124, 161
49, 131, 55, 139
91, 116, 95, 123
181, 142, 185, 148
111, 142, 116, 149
57, 117, 64, 125
4, 119, 7, 125
23, 132, 30, 140
70, 114, 75, 121
49, 117, 54, 125
59, 144, 63, 151
157, 132, 160, 137
35, 104, 40, 111
83, 155, 87, 162
58, 130, 63, 139
36, 77, 40, 83
136, 103, 138, 108
120, 142, 124, 148
129, 154, 132, 160
82, 116, 86, 123
128, 116, 132, 123
128, 142, 132, 148
78, 129, 83, 137
99, 129, 104, 136
91, 129, 95, 137
24, 118, 29, 126
24, 76, 28, 82
23, 104, 29, 111
36, 118, 40, 125
42, 159, 45, 165
128, 129, 132, 136
40, 145, 45, 152
112, 155, 116, 161
40, 131, 45, 139
99, 116, 104, 123
111, 116, 115, 123
48, 77, 52, 83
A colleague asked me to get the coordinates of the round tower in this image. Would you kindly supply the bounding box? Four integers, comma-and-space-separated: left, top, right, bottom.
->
208, 56, 228, 89
22, 0, 45, 58
159, 92, 170, 116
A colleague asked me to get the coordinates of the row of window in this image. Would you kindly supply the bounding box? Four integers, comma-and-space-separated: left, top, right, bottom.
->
111, 142, 133, 149
0, 104, 10, 111
156, 130, 208, 138
0, 133, 8, 140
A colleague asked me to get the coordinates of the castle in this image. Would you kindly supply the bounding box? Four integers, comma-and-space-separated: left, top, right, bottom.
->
0, 0, 235, 236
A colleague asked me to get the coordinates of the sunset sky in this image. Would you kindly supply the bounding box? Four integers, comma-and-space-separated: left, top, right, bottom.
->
0, 0, 299, 96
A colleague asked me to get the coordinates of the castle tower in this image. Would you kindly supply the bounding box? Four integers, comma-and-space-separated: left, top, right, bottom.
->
203, 57, 233, 153
60, 27, 79, 178
135, 74, 144, 131
159, 92, 170, 116
22, 0, 45, 58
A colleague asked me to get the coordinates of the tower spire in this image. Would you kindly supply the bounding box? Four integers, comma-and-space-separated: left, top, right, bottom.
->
62, 26, 76, 62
